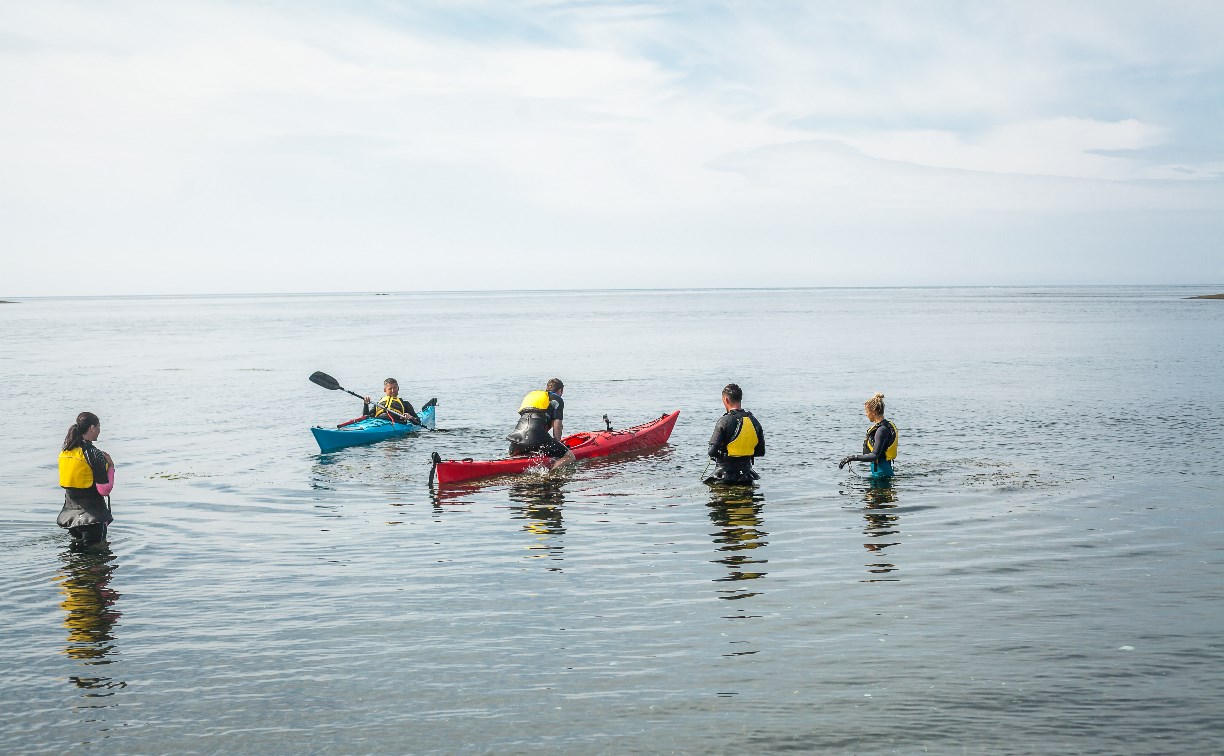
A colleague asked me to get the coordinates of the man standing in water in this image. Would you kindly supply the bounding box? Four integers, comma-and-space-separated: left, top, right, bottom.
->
507, 378, 576, 471
707, 383, 765, 484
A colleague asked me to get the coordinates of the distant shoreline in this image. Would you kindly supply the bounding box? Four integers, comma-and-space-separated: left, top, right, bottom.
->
1188, 294, 1224, 299
0, 300, 16, 304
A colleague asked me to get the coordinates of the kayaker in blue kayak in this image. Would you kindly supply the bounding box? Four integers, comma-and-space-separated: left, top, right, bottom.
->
507, 378, 576, 471
706, 383, 765, 485
362, 378, 421, 425
839, 392, 898, 477
57, 412, 114, 549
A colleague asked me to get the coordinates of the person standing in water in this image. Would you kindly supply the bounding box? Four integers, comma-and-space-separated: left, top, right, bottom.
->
839, 392, 898, 477
57, 412, 114, 548
706, 383, 765, 484
362, 377, 421, 425
507, 378, 576, 471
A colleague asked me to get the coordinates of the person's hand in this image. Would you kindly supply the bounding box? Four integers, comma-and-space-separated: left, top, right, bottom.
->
363, 396, 371, 403
103, 451, 114, 466
838, 456, 852, 469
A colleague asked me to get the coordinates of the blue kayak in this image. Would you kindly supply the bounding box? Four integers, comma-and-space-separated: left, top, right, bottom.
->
311, 403, 436, 453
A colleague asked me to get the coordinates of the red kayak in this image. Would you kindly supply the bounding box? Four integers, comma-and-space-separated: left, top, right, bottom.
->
431, 411, 680, 485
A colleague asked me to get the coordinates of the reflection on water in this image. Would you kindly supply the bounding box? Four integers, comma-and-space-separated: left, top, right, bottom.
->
706, 483, 768, 612
430, 487, 474, 508
57, 546, 126, 698
508, 479, 566, 570
860, 480, 901, 582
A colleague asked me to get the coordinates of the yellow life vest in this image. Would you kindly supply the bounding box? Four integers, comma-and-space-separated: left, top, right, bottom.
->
59, 447, 95, 488
726, 413, 760, 457
374, 396, 407, 418
865, 419, 899, 461
518, 390, 552, 413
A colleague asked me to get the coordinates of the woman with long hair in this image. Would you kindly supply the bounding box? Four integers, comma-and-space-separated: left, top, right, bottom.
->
57, 412, 114, 548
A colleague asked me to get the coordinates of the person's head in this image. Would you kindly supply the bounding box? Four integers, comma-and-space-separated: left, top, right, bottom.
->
546, 378, 564, 395
722, 383, 743, 410
63, 412, 100, 451
864, 392, 885, 421
383, 378, 399, 397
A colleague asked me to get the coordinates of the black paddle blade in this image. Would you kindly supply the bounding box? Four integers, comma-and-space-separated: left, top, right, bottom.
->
422, 397, 438, 409
309, 371, 341, 390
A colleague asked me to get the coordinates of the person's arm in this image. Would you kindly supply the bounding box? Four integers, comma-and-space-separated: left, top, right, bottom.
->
752, 415, 765, 457
83, 445, 110, 484
403, 401, 421, 425
550, 398, 564, 440
708, 416, 730, 461
839, 425, 888, 467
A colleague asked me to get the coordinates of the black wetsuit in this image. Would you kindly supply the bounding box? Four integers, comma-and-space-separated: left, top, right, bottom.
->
364, 396, 420, 424
707, 409, 765, 484
507, 391, 568, 458
57, 441, 111, 546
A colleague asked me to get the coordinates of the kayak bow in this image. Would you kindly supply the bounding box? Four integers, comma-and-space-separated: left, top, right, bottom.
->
431, 411, 679, 485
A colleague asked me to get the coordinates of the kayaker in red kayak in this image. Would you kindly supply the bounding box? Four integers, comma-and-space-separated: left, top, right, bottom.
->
362, 378, 421, 425
506, 378, 576, 471
706, 383, 765, 485
57, 412, 114, 549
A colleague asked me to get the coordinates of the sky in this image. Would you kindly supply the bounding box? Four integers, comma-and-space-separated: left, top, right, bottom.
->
2, 0, 1222, 295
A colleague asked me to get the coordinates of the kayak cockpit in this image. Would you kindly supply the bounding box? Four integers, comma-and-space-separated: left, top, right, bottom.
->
565, 433, 595, 450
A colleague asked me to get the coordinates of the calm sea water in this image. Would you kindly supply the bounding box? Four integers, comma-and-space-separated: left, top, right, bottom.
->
2, 287, 1222, 753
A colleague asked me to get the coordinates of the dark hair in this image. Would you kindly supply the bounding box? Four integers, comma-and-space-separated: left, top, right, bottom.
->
63, 412, 100, 451
722, 383, 742, 403
546, 378, 564, 393
384, 378, 398, 386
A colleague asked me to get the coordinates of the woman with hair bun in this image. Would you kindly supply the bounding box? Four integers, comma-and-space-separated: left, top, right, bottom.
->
838, 393, 898, 478
57, 412, 114, 548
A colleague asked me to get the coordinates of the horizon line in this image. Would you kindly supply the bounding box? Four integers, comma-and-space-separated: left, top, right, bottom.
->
3, 282, 1223, 301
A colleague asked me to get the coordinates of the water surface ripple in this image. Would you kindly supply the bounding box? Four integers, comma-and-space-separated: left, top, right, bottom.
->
2, 287, 1222, 752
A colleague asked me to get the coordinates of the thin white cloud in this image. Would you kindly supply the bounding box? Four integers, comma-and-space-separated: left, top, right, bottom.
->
1, 0, 1222, 294
841, 118, 1172, 182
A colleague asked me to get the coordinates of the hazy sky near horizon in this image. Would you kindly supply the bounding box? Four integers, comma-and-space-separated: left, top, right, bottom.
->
3, 1, 1223, 295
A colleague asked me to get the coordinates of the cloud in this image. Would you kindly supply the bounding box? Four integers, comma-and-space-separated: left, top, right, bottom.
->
840, 118, 1173, 181
1, 1, 1222, 294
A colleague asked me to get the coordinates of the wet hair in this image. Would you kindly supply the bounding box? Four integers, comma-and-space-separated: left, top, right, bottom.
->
384, 378, 398, 387
63, 412, 100, 451
546, 378, 564, 393
864, 392, 885, 416
722, 383, 742, 403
